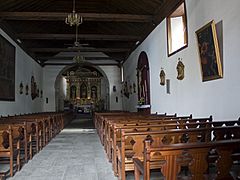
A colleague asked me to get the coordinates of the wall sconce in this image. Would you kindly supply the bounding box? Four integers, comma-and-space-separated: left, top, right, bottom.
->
19, 82, 23, 94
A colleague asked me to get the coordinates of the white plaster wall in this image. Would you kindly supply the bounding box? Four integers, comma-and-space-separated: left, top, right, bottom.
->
123, 0, 240, 119
0, 29, 43, 116
43, 65, 65, 112
99, 66, 123, 110
43, 65, 122, 111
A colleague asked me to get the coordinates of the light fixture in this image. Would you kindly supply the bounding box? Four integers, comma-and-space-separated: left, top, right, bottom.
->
72, 25, 86, 64
73, 51, 85, 64
65, 0, 83, 26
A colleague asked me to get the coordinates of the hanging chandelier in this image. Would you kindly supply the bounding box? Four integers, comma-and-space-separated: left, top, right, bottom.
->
65, 0, 83, 26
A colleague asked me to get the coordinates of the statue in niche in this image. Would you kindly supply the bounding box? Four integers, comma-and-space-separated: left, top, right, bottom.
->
176, 59, 185, 80
91, 86, 97, 99
80, 83, 87, 98
70, 85, 77, 99
159, 69, 166, 86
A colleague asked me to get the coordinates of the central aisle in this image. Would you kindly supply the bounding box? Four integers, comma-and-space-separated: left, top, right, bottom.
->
9, 114, 117, 180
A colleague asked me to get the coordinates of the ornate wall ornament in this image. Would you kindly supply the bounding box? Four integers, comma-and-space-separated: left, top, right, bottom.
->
133, 83, 136, 93
176, 58, 185, 80
25, 84, 29, 95
31, 75, 37, 100
19, 82, 23, 94
123, 81, 129, 98
159, 69, 166, 86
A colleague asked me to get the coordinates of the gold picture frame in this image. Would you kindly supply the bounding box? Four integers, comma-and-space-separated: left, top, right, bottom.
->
196, 20, 223, 82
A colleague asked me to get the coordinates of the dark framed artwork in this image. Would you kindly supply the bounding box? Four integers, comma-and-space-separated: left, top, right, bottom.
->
196, 20, 223, 82
0, 34, 15, 101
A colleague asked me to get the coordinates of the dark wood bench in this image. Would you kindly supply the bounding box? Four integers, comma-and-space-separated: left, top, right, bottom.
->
0, 125, 22, 177
117, 122, 240, 180
133, 125, 240, 180
0, 121, 32, 163
95, 112, 175, 144
109, 116, 209, 175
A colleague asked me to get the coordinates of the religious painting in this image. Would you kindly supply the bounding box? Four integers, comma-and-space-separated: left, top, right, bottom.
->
0, 34, 15, 101
196, 20, 223, 82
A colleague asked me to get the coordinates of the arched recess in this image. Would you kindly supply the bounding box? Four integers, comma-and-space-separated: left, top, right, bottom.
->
54, 63, 110, 112
70, 85, 77, 99
137, 51, 151, 113
80, 83, 87, 98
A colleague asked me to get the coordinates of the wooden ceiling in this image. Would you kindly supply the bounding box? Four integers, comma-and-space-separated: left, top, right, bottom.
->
0, 0, 182, 66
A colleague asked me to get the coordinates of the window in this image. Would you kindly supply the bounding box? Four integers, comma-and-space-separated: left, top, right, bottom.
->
167, 1, 188, 56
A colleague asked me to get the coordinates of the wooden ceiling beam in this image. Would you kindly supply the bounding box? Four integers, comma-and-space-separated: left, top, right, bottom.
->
30, 47, 129, 53
43, 62, 119, 67
17, 33, 140, 41
153, 0, 182, 24
39, 56, 123, 61
0, 12, 153, 22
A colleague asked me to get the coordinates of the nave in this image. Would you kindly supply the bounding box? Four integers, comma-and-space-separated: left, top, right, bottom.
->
6, 114, 117, 180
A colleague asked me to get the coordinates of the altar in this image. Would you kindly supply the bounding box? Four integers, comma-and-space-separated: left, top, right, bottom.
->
64, 66, 102, 112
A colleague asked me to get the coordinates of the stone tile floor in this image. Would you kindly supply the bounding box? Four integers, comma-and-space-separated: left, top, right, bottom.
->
6, 114, 118, 180
3, 115, 240, 180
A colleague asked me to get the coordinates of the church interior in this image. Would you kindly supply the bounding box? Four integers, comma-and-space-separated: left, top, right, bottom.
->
1, 0, 240, 179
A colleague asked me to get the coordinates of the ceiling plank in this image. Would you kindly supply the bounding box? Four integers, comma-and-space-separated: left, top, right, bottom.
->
29, 47, 129, 53
17, 33, 140, 41
153, 0, 183, 24
39, 56, 123, 61
43, 62, 119, 67
0, 12, 153, 22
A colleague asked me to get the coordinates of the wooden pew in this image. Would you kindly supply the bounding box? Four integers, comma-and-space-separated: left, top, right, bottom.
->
0, 121, 32, 163
0, 112, 69, 157
95, 112, 175, 144
100, 113, 180, 151
0, 125, 21, 177
133, 125, 240, 180
0, 117, 44, 154
109, 115, 203, 175
117, 121, 240, 180
0, 111, 73, 179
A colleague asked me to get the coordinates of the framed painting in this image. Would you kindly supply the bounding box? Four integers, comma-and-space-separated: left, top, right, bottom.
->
196, 20, 223, 82
0, 34, 15, 101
